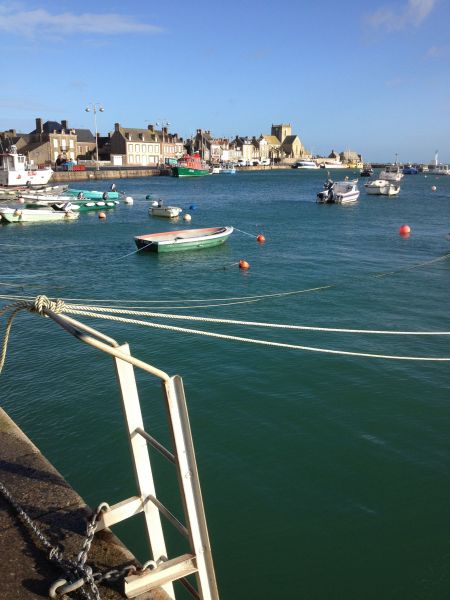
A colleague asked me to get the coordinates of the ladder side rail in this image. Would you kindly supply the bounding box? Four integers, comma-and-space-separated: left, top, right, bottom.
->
163, 376, 219, 600
114, 343, 175, 600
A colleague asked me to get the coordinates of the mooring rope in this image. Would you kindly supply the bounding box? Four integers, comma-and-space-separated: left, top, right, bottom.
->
1, 295, 450, 369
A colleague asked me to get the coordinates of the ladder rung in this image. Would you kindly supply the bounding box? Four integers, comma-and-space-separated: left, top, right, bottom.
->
96, 496, 143, 531
124, 554, 198, 598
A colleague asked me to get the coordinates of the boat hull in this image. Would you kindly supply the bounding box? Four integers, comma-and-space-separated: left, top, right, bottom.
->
172, 167, 210, 177
134, 226, 233, 253
63, 189, 120, 200
0, 207, 79, 223
150, 206, 183, 218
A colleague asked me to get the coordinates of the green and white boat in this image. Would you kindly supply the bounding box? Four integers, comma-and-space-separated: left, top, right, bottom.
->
63, 188, 120, 200
171, 153, 210, 177
0, 205, 79, 223
134, 226, 233, 253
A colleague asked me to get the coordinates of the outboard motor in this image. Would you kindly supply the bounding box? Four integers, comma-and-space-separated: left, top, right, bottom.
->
317, 180, 334, 203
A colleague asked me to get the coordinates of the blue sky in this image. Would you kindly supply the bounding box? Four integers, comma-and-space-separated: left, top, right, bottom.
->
1, 0, 449, 162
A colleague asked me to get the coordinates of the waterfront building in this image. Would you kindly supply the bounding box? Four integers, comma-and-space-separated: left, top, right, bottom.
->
1, 118, 96, 166
109, 123, 184, 167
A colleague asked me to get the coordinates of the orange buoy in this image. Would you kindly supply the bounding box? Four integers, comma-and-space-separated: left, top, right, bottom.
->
98, 211, 106, 219
239, 259, 250, 270
399, 224, 411, 236
256, 234, 266, 243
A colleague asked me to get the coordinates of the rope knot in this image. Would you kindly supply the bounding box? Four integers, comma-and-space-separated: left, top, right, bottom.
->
32, 295, 65, 316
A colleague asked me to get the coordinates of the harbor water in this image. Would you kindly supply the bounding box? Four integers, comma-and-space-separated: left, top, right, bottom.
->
1, 169, 449, 599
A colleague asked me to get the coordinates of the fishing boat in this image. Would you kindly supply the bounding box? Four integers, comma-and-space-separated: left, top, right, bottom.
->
62, 189, 120, 200
379, 164, 404, 182
134, 226, 233, 253
0, 204, 79, 223
149, 201, 183, 218
364, 179, 400, 196
171, 153, 210, 177
291, 159, 319, 169
316, 179, 360, 204
0, 145, 53, 187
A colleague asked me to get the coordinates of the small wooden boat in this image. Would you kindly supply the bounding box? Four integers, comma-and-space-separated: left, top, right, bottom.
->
0, 204, 79, 223
134, 226, 233, 253
149, 202, 183, 218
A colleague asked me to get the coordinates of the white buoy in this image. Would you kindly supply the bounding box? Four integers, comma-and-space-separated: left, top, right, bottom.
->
183, 213, 192, 222
151, 200, 159, 207
124, 196, 134, 205
431, 186, 437, 192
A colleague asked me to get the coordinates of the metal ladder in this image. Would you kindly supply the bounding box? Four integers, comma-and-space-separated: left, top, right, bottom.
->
45, 308, 219, 600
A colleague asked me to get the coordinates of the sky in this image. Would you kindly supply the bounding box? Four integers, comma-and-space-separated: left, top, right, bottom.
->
0, 0, 449, 163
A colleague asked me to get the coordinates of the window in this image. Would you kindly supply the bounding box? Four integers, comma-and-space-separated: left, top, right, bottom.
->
53, 139, 58, 148
69, 139, 74, 148
128, 144, 133, 153
136, 155, 140, 162
129, 155, 134, 163
135, 144, 140, 152
61, 139, 67, 149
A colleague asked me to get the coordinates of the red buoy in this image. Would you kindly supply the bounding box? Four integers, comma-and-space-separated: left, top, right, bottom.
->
399, 224, 411, 236
256, 234, 266, 243
239, 259, 250, 270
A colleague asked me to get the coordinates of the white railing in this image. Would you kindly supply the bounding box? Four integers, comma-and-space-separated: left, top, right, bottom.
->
42, 308, 219, 600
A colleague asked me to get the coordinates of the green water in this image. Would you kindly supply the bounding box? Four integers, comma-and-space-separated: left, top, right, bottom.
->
1, 170, 449, 599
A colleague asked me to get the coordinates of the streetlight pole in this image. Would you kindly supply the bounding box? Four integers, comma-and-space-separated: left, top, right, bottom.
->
85, 102, 104, 171
156, 120, 170, 165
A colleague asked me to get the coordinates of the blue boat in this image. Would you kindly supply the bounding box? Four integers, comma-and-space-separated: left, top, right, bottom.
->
63, 188, 120, 200
402, 165, 418, 175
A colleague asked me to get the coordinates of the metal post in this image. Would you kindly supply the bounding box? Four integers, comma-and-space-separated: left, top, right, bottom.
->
85, 102, 104, 171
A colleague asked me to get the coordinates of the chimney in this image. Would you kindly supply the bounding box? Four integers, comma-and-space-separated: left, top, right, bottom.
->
61, 119, 68, 130
114, 123, 121, 132
35, 117, 43, 133
147, 124, 154, 132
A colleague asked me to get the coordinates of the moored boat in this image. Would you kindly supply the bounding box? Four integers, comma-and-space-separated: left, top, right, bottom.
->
360, 164, 374, 177
0, 145, 53, 187
316, 179, 360, 204
220, 163, 237, 174
0, 204, 79, 223
171, 153, 210, 177
149, 202, 183, 218
364, 179, 400, 196
379, 164, 404, 182
291, 159, 319, 169
319, 161, 345, 169
134, 226, 233, 253
62, 189, 120, 200
402, 164, 418, 175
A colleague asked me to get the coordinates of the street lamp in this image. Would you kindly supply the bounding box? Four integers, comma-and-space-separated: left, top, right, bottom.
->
85, 103, 104, 170
156, 120, 170, 165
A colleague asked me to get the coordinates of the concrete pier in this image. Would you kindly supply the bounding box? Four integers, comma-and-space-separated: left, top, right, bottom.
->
0, 408, 170, 599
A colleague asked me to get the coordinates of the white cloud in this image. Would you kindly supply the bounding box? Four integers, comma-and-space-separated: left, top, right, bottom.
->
0, 4, 164, 37
424, 45, 449, 59
366, 0, 436, 31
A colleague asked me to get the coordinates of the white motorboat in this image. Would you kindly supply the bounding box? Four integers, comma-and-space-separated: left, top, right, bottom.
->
319, 162, 345, 169
149, 201, 182, 218
0, 145, 53, 187
316, 179, 360, 204
210, 166, 221, 174
364, 179, 400, 196
379, 164, 404, 182
0, 204, 78, 223
221, 164, 236, 174
292, 159, 319, 169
